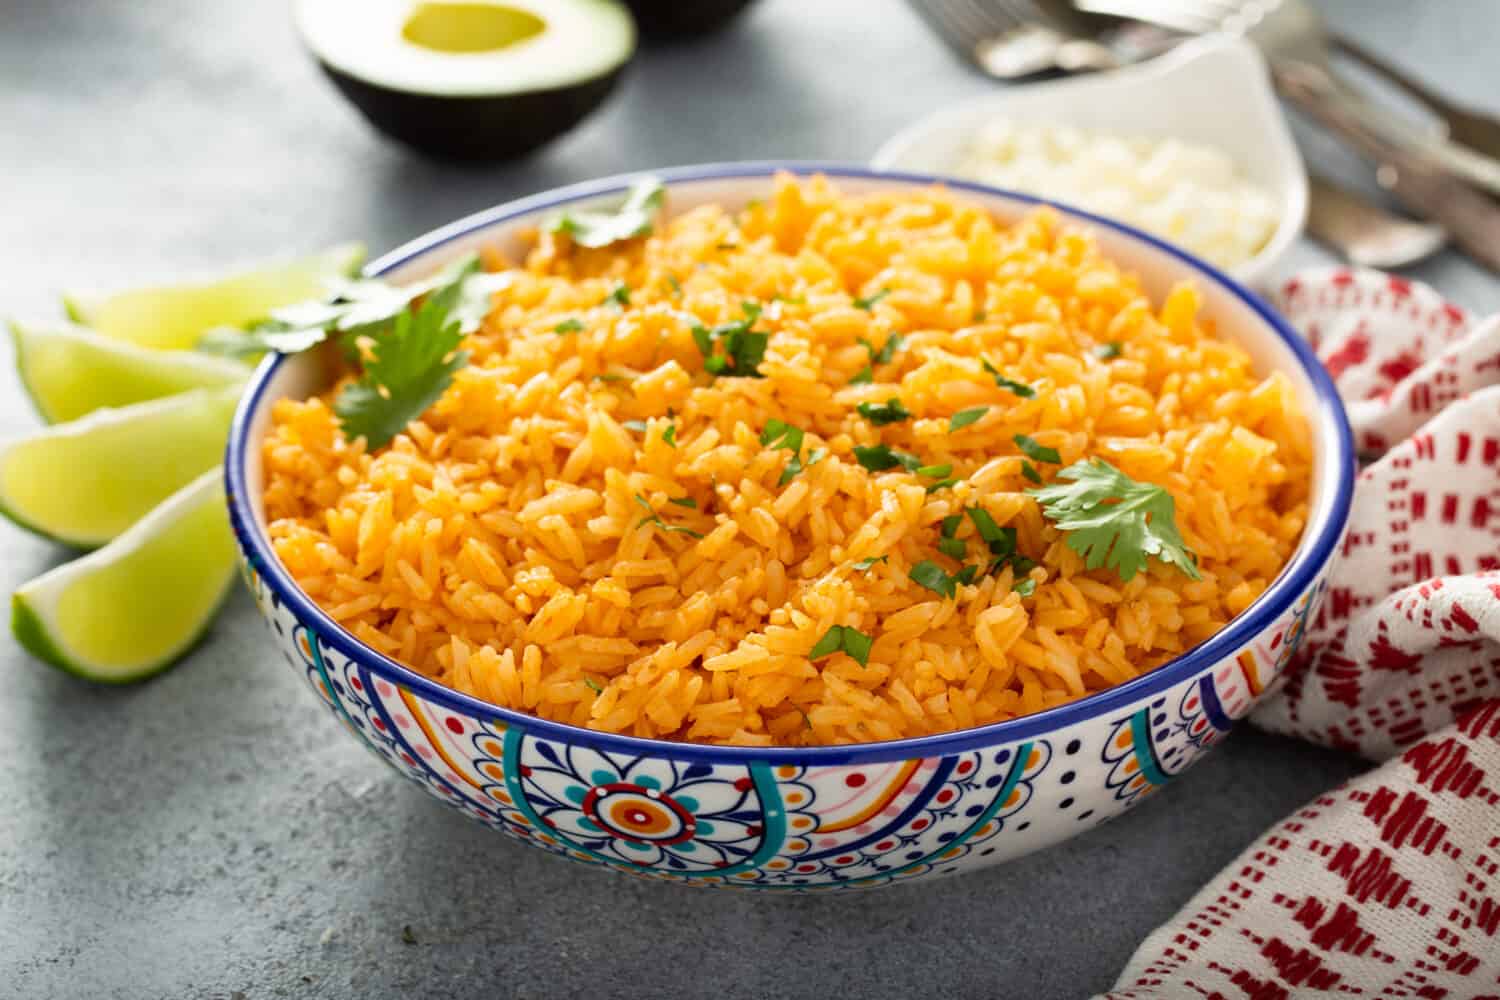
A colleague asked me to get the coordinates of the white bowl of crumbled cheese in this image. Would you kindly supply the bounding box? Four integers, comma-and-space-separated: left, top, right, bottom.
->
872, 36, 1306, 287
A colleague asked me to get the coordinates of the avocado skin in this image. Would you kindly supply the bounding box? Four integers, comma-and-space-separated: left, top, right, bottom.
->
320, 61, 628, 161
624, 0, 755, 37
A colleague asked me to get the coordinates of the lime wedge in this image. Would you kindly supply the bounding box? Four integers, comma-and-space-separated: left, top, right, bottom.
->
63, 242, 365, 350
10, 321, 248, 424
12, 468, 236, 682
0, 384, 241, 548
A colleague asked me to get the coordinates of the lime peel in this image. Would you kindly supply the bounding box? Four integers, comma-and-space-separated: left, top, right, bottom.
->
11, 468, 237, 683
9, 321, 247, 424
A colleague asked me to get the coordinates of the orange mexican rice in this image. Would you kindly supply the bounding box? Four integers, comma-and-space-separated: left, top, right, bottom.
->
261, 174, 1311, 747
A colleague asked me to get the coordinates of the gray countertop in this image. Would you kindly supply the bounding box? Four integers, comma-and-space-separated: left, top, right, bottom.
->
3, 2, 1495, 997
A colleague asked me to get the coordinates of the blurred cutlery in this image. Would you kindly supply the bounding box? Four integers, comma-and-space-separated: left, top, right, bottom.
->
1072, 0, 1500, 196
907, 0, 1123, 78
1306, 173, 1446, 269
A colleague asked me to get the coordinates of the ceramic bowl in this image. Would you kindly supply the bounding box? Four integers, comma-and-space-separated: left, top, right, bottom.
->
226, 163, 1352, 890
871, 37, 1308, 287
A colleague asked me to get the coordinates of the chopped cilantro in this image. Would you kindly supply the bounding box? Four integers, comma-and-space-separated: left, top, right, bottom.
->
583, 675, 604, 694
554, 318, 584, 334
940, 515, 962, 538
808, 625, 873, 666
1028, 458, 1200, 582
925, 478, 960, 493
760, 419, 805, 453
853, 287, 892, 311
606, 283, 631, 308
950, 407, 988, 432
981, 359, 1036, 398
662, 424, 677, 448
1021, 461, 1043, 485
634, 493, 704, 539
915, 463, 952, 478
937, 537, 966, 560
863, 332, 904, 365
1095, 341, 1123, 360
857, 397, 911, 426
692, 303, 769, 378
1013, 433, 1061, 464
849, 364, 874, 386
1013, 578, 1037, 598
668, 496, 697, 509
910, 560, 961, 599
852, 555, 887, 571
852, 443, 922, 473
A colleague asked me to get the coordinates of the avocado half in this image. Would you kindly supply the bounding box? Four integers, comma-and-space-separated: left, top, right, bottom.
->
622, 0, 756, 38
297, 0, 637, 161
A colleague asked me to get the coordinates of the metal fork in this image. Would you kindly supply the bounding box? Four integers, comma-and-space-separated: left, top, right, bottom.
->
1071, 0, 1500, 196
907, 0, 1121, 78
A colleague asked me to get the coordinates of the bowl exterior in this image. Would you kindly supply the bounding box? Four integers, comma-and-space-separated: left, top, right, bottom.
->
234, 531, 1330, 889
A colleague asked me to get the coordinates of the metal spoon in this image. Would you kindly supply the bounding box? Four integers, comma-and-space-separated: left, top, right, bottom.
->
1306, 172, 1446, 269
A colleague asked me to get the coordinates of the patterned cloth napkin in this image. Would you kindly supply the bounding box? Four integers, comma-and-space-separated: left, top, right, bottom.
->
1101, 269, 1500, 999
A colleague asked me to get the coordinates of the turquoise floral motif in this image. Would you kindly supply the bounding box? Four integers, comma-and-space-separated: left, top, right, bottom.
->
503, 732, 785, 875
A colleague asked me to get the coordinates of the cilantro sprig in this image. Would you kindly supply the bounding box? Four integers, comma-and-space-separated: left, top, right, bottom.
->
332, 265, 477, 449
544, 177, 665, 249
198, 254, 500, 360
1028, 459, 1200, 582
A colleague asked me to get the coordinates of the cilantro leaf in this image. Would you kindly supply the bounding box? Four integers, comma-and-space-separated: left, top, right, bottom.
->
545, 177, 665, 249
909, 560, 959, 599
981, 359, 1036, 398
1021, 460, 1043, 485
554, 318, 584, 334
853, 287, 892, 311
857, 397, 911, 426
606, 283, 631, 308
925, 478, 960, 493
333, 273, 471, 449
852, 555, 887, 571
941, 515, 963, 538
915, 463, 951, 478
1028, 458, 1200, 582
809, 625, 874, 666
852, 443, 922, 473
692, 308, 769, 378
1013, 433, 1061, 465
760, 419, 805, 453
862, 332, 904, 365
849, 364, 874, 386
668, 496, 697, 508
1095, 341, 1123, 360
1013, 578, 1037, 598
937, 537, 966, 560
950, 407, 988, 432
662, 424, 677, 448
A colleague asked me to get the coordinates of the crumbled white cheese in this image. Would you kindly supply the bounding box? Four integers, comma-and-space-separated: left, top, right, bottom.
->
954, 120, 1279, 270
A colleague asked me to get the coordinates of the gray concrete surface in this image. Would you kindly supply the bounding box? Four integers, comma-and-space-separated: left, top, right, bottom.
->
2, 2, 1495, 997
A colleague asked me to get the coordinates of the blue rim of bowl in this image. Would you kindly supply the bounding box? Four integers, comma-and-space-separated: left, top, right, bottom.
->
225, 160, 1355, 767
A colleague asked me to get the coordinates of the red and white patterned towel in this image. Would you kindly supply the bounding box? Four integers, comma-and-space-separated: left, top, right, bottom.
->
1102, 269, 1500, 1000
